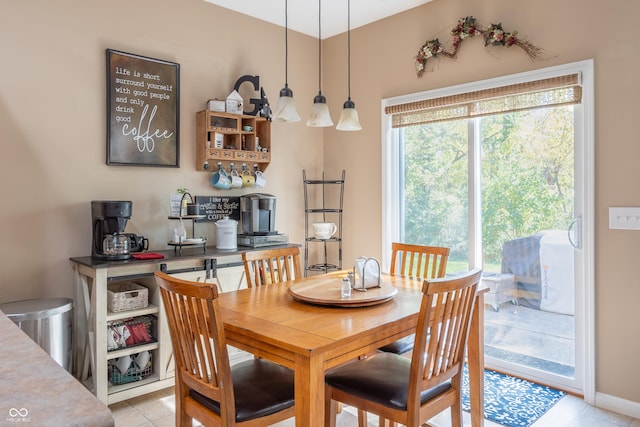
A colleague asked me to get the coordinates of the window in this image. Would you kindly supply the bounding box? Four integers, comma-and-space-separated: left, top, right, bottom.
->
382, 69, 582, 272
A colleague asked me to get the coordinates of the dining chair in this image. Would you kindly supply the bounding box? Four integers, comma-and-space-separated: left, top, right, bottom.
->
154, 271, 295, 427
324, 268, 482, 427
242, 246, 302, 287
379, 242, 450, 354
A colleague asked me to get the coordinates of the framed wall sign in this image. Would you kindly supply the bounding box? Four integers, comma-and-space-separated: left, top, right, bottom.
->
106, 49, 180, 167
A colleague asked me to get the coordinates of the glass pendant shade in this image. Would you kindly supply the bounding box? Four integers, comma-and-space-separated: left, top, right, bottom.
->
337, 0, 361, 131
307, 93, 333, 127
336, 98, 361, 131
273, 0, 300, 123
273, 84, 301, 122
307, 0, 333, 127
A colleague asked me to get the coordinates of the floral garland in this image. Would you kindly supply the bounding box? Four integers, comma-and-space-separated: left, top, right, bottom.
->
416, 16, 543, 77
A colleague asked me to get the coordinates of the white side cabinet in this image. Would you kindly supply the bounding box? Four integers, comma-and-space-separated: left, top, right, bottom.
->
70, 251, 248, 404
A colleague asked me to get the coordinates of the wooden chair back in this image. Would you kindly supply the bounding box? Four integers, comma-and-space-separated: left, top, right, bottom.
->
408, 268, 481, 424
390, 242, 450, 280
155, 271, 295, 426
154, 271, 234, 425
242, 246, 302, 287
324, 268, 482, 427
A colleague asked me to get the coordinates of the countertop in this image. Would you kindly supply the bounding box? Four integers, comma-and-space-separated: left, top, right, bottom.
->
70, 243, 299, 269
0, 310, 114, 426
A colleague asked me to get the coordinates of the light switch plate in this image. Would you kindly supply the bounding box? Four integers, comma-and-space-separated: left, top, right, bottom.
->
609, 207, 640, 230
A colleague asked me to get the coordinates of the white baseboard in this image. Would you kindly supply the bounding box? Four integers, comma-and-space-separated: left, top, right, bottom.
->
596, 392, 640, 419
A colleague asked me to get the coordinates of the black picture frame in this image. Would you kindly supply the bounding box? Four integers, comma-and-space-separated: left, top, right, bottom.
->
106, 49, 180, 167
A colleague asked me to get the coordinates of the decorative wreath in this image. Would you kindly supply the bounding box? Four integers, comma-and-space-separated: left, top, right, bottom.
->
416, 16, 543, 77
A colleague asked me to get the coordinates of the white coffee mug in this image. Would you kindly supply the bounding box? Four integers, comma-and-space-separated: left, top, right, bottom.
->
312, 222, 337, 239
230, 170, 243, 189
255, 170, 266, 188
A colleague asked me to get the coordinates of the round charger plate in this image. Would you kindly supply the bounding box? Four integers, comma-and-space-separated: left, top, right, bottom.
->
288, 276, 398, 307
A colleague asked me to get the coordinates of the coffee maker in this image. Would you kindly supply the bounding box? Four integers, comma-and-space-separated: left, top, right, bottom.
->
240, 193, 276, 235
237, 194, 288, 248
91, 200, 133, 260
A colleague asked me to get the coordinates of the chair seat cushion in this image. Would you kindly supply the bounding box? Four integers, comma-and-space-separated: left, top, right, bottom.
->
325, 352, 451, 410
189, 359, 294, 422
378, 334, 415, 354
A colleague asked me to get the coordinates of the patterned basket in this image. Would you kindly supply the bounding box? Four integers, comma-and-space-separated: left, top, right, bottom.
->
107, 282, 149, 312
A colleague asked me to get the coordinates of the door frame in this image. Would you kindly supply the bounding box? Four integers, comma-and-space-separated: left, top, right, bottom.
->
380, 59, 595, 402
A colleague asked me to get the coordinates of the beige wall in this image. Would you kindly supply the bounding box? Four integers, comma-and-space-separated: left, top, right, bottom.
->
321, 0, 640, 407
3, 0, 640, 410
1, 0, 323, 295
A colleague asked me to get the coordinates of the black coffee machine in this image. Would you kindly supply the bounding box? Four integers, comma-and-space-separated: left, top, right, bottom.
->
91, 200, 133, 260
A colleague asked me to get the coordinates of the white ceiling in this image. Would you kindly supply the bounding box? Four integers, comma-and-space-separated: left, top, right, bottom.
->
203, 0, 433, 39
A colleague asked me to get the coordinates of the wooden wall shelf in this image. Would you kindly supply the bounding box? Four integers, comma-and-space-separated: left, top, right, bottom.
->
196, 110, 271, 172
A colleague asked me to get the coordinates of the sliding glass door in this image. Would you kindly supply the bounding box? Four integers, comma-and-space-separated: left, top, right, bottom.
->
382, 61, 594, 396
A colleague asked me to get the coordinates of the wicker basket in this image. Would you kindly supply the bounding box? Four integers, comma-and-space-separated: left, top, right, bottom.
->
107, 282, 148, 312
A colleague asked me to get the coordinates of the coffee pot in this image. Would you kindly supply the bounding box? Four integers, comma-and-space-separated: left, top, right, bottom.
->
102, 233, 130, 256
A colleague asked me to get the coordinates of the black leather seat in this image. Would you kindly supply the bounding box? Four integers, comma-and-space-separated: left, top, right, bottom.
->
326, 352, 451, 410
189, 359, 294, 422
378, 334, 415, 355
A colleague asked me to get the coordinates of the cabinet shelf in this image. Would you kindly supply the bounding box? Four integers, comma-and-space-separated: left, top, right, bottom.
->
306, 208, 343, 214
107, 374, 160, 396
307, 263, 341, 272
303, 170, 346, 277
304, 179, 345, 185
306, 237, 342, 242
106, 342, 159, 360
107, 304, 159, 322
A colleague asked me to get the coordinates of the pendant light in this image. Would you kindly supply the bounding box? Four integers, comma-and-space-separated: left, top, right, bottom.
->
306, 0, 333, 127
336, 0, 362, 131
273, 0, 301, 122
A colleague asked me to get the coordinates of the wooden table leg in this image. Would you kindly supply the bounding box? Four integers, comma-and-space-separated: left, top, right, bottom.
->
468, 291, 485, 427
294, 353, 325, 427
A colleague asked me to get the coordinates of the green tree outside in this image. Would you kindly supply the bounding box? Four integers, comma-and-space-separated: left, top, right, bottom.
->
401, 106, 574, 272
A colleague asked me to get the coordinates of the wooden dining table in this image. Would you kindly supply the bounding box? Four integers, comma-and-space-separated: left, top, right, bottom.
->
217, 271, 486, 427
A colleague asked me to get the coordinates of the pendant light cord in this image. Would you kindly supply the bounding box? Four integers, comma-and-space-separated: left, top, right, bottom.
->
318, 0, 322, 93
347, 0, 351, 100
285, 0, 289, 86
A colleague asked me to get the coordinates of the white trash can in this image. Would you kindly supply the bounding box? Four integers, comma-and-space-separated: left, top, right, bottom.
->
0, 298, 73, 373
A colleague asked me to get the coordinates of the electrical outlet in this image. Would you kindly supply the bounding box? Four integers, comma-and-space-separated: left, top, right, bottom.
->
609, 207, 640, 230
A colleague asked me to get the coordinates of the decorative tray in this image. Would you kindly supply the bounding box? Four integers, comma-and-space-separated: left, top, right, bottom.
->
287, 275, 397, 307
168, 238, 206, 245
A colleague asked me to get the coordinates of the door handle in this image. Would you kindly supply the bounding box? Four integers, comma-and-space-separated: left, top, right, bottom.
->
568, 217, 582, 249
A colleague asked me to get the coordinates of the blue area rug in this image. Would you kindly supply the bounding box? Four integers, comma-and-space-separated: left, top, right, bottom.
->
461, 366, 566, 427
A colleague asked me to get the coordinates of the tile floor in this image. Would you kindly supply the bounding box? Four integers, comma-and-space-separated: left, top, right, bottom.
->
109, 386, 640, 427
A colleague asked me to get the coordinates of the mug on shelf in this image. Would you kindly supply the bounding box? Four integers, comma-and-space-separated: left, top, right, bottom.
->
230, 169, 243, 189
241, 169, 255, 187
312, 222, 337, 239
210, 166, 231, 190
255, 170, 266, 188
